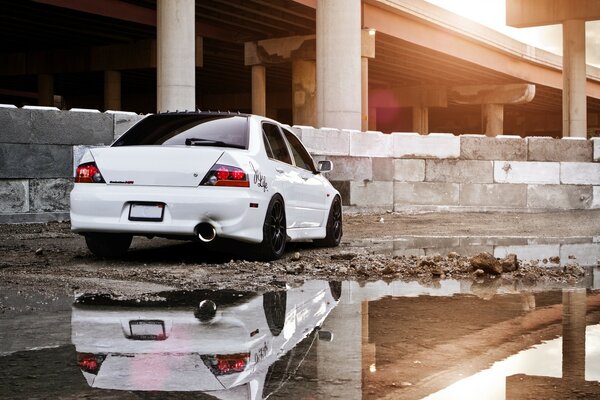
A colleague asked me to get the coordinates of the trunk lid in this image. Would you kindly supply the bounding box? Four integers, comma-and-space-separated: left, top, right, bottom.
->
91, 146, 224, 187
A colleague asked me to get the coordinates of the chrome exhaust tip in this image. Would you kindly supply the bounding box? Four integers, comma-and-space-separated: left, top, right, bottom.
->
196, 223, 216, 242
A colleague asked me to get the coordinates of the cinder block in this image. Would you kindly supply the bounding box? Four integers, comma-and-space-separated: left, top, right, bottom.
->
329, 181, 350, 206
393, 159, 425, 182
528, 137, 593, 162
394, 182, 459, 206
593, 137, 600, 162
111, 112, 146, 140
593, 186, 600, 209
560, 243, 600, 267
494, 161, 559, 184
0, 144, 73, 179
29, 178, 73, 212
460, 184, 527, 207
321, 156, 372, 181
350, 131, 392, 157
349, 181, 393, 207
0, 108, 33, 144
425, 160, 493, 183
30, 108, 113, 145
392, 132, 460, 159
494, 244, 559, 261
460, 135, 527, 161
561, 162, 600, 185
296, 127, 350, 156
372, 158, 394, 181
0, 180, 29, 213
527, 184, 593, 209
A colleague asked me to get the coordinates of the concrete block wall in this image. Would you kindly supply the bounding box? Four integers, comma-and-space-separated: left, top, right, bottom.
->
293, 128, 600, 213
0, 108, 599, 223
0, 106, 145, 223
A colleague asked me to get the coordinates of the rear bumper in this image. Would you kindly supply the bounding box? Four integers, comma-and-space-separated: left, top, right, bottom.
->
70, 184, 266, 243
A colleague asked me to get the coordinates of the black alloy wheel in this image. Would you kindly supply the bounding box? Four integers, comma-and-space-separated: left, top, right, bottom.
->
255, 195, 287, 260
315, 196, 343, 247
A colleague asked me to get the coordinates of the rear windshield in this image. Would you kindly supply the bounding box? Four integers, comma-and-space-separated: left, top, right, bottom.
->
113, 114, 249, 149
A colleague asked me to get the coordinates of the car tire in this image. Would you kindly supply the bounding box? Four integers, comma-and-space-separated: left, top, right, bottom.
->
314, 196, 342, 247
255, 195, 287, 261
85, 233, 132, 258
263, 290, 287, 336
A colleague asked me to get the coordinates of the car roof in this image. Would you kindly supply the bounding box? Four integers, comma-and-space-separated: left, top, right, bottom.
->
155, 110, 252, 118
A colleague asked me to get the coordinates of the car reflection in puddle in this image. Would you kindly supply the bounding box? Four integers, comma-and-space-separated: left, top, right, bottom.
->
71, 280, 341, 398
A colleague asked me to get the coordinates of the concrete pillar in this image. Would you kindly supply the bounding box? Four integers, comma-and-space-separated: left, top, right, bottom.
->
292, 60, 316, 126
562, 19, 587, 138
562, 288, 587, 382
482, 103, 504, 136
37, 74, 54, 107
316, 0, 362, 130
104, 70, 121, 111
157, 0, 195, 112
252, 65, 266, 117
412, 106, 428, 134
362, 57, 369, 132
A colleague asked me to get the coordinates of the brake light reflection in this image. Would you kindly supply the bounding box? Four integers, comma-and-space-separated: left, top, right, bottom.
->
201, 353, 250, 375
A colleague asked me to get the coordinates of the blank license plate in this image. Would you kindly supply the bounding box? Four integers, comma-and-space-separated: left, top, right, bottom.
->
129, 203, 164, 221
129, 320, 166, 340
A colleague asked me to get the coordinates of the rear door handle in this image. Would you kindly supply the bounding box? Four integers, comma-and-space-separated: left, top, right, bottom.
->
301, 175, 309, 181
275, 168, 284, 173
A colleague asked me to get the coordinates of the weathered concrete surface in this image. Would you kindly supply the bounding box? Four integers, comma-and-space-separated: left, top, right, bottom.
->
323, 156, 372, 181
425, 160, 493, 183
527, 184, 593, 209
561, 162, 600, 185
0, 144, 72, 179
0, 211, 70, 224
494, 161, 560, 184
392, 132, 460, 159
593, 137, 600, 162
350, 131, 392, 157
296, 126, 350, 155
593, 186, 600, 209
29, 179, 73, 212
329, 181, 350, 206
528, 137, 592, 162
394, 182, 459, 206
3, 108, 113, 145
460, 135, 527, 161
349, 181, 393, 207
459, 183, 527, 207
112, 112, 146, 139
372, 158, 394, 181
0, 180, 28, 213
393, 159, 425, 182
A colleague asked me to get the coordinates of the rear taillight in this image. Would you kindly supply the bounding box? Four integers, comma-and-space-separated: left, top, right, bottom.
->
75, 162, 105, 183
77, 352, 106, 375
201, 353, 250, 375
201, 164, 249, 188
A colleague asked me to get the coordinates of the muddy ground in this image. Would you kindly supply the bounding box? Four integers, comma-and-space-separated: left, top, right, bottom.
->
1, 210, 599, 307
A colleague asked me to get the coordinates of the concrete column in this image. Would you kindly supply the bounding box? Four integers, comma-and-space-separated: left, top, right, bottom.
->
316, 0, 362, 130
562, 19, 587, 138
482, 103, 504, 136
37, 74, 54, 107
104, 70, 121, 111
157, 0, 195, 112
292, 60, 316, 126
252, 65, 266, 117
362, 57, 369, 132
562, 288, 587, 382
412, 106, 428, 134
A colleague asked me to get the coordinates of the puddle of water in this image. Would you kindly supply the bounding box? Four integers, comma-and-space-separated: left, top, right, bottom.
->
2, 279, 600, 399
349, 236, 600, 267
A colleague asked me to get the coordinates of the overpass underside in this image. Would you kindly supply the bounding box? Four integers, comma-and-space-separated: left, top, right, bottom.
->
1, 0, 599, 138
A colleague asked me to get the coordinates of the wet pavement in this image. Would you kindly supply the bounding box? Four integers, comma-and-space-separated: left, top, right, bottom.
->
2, 275, 600, 399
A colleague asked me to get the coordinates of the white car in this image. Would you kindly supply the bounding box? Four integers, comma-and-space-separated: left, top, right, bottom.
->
71, 280, 341, 398
70, 112, 342, 260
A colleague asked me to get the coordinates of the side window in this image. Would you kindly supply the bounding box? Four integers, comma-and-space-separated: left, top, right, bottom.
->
262, 123, 292, 164
282, 128, 315, 172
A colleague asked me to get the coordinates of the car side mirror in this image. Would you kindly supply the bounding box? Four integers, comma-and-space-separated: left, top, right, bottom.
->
317, 160, 333, 173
